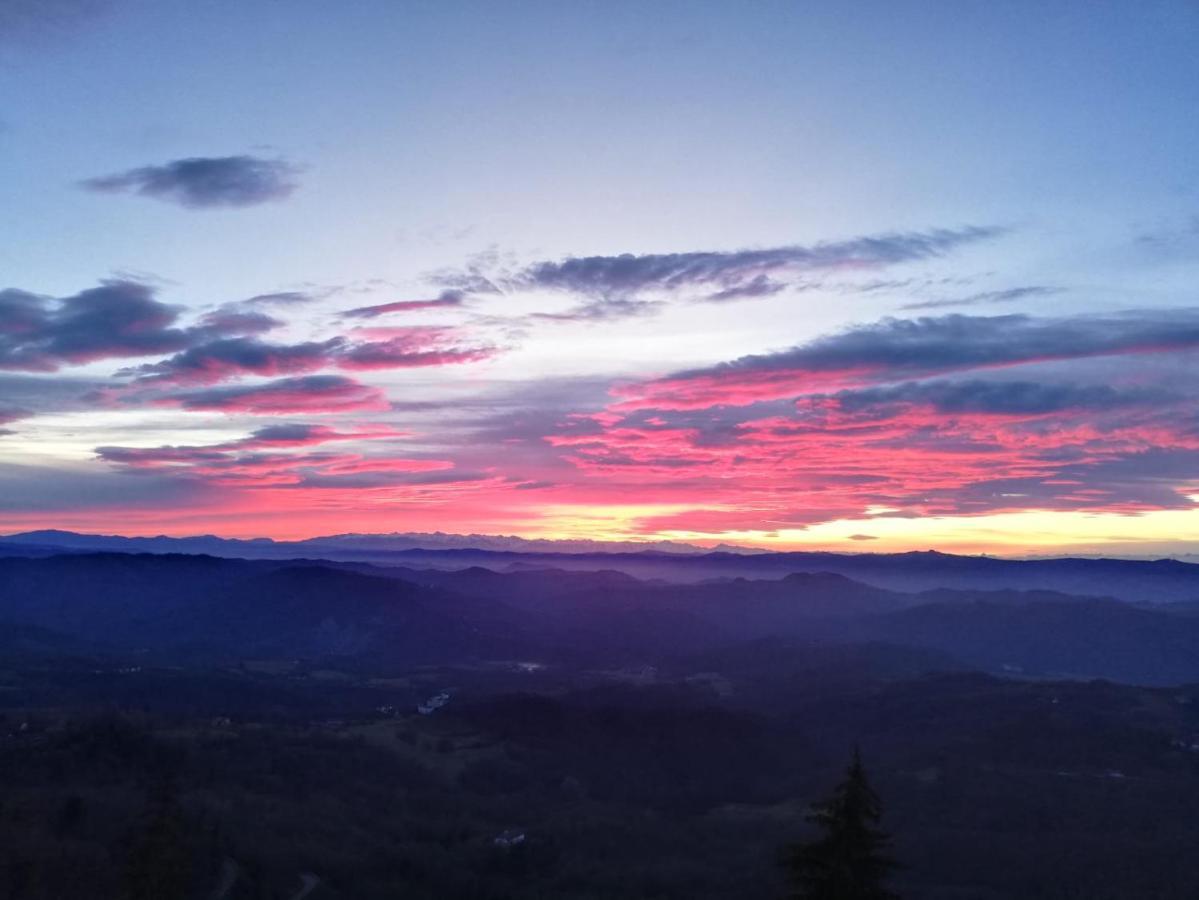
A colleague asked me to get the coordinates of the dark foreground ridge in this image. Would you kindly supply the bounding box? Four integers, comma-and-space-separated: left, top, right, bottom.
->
1, 548, 1199, 898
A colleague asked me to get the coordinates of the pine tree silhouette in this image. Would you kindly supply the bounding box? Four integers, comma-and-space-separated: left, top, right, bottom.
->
782, 748, 900, 900
122, 783, 193, 900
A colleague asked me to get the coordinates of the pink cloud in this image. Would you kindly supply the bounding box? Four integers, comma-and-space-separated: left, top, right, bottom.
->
341, 290, 466, 318
98, 425, 455, 490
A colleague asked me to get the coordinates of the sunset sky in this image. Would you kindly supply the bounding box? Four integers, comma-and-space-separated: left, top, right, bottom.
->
2, 1, 1198, 555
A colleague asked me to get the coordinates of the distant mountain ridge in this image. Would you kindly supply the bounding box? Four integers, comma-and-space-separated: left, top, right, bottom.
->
0, 528, 750, 556
3, 529, 1199, 603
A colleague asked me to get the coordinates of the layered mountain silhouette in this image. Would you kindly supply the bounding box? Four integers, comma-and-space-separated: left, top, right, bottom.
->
3, 550, 1199, 684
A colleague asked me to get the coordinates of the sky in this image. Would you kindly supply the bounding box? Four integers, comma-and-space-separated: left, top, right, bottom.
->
1, 0, 1198, 555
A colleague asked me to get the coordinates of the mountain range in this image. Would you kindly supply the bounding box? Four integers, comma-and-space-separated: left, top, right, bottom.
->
4, 528, 1199, 603
4, 550, 1199, 685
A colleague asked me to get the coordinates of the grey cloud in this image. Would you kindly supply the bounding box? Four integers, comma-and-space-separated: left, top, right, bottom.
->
883, 449, 1199, 518
81, 155, 298, 209
899, 286, 1061, 311
1136, 215, 1199, 253
292, 469, 489, 490
826, 379, 1170, 416
119, 326, 497, 386
120, 337, 344, 385
530, 298, 665, 323
342, 290, 467, 318
0, 406, 30, 435
427, 250, 505, 295
435, 226, 1001, 322
194, 309, 282, 336
161, 375, 387, 414
512, 479, 557, 490
0, 407, 30, 426
703, 275, 789, 303
0, 280, 278, 372
514, 226, 1001, 302
0, 460, 208, 511
243, 424, 331, 444
0, 374, 106, 415
240, 291, 316, 306
675, 309, 1199, 384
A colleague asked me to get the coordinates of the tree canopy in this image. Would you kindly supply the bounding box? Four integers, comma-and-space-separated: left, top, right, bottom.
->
783, 748, 900, 900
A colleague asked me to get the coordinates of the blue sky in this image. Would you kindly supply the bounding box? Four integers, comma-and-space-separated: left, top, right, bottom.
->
1, 1, 1198, 552
4, 0, 1195, 298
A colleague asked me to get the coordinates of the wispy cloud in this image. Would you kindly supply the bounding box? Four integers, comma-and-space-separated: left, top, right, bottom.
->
703, 275, 789, 303
899, 285, 1061, 311
434, 226, 1003, 322
0, 279, 493, 385
158, 375, 389, 414
529, 298, 665, 323
342, 290, 467, 318
617, 309, 1199, 409
336, 330, 497, 370
120, 327, 498, 386
96, 423, 457, 490
0, 406, 31, 436
518, 227, 1000, 299
239, 291, 318, 307
815, 379, 1171, 417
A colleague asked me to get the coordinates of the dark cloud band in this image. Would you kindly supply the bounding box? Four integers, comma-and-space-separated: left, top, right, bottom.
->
620, 308, 1199, 408
0, 280, 267, 372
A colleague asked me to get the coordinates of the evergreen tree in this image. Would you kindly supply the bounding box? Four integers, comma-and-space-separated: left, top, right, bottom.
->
782, 748, 900, 900
52, 794, 87, 839
122, 784, 193, 900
